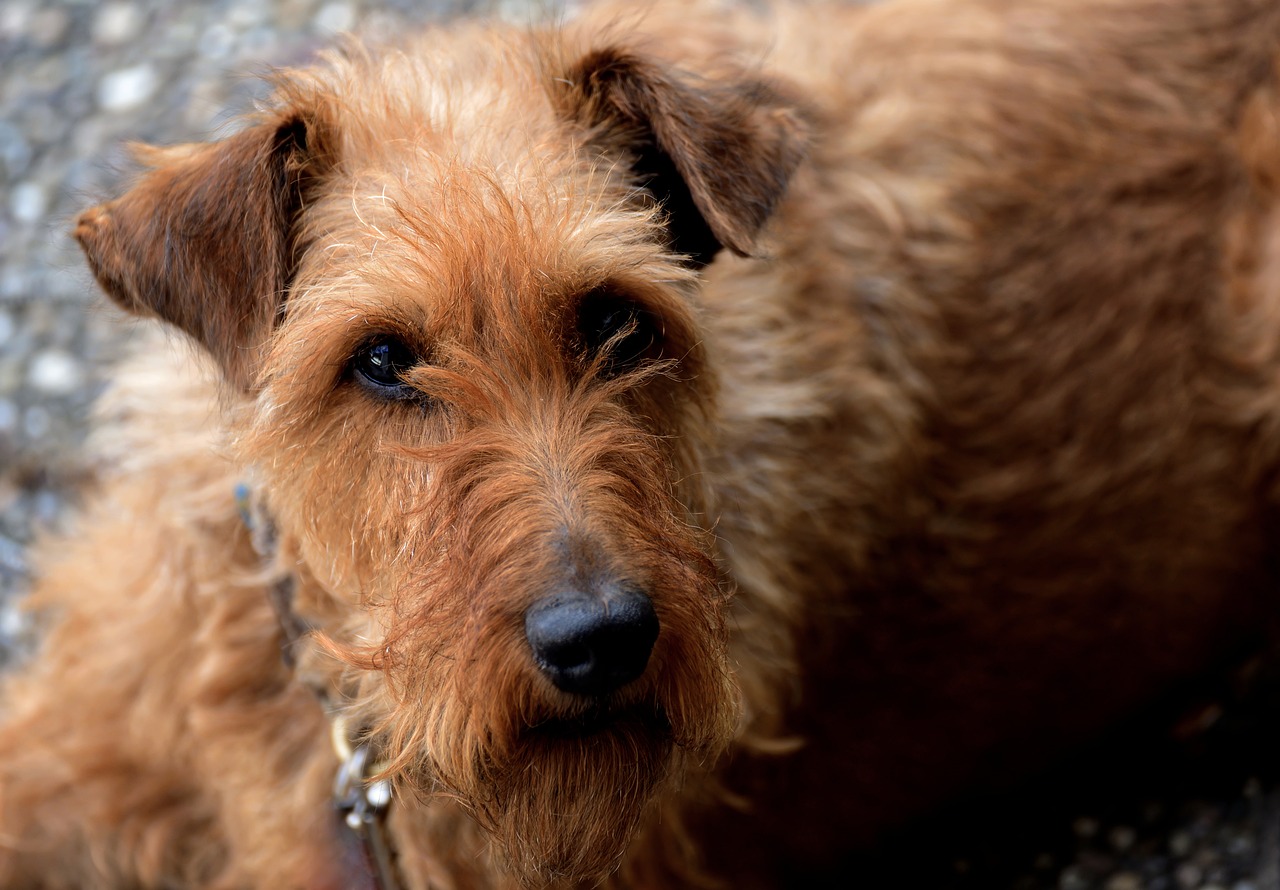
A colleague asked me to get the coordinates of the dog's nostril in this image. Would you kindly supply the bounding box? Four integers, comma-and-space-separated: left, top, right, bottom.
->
525, 587, 659, 697
538, 639, 595, 674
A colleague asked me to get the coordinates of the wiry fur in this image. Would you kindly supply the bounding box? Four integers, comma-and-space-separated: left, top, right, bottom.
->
6, 0, 1280, 887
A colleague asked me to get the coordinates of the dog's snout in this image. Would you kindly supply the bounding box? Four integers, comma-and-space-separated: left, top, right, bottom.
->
525, 585, 659, 697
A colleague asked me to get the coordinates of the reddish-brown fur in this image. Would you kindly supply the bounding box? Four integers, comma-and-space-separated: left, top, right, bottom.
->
6, 0, 1280, 887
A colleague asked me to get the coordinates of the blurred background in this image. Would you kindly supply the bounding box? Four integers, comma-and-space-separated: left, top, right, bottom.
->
0, 2, 1276, 888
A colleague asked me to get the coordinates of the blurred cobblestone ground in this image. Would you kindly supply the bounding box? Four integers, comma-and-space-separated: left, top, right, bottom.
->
0, 2, 1277, 888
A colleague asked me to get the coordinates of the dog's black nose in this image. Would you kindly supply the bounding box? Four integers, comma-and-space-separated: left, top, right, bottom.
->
525, 585, 659, 697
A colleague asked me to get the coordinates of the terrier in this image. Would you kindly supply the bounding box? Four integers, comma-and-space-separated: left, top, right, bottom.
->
5, 0, 1280, 887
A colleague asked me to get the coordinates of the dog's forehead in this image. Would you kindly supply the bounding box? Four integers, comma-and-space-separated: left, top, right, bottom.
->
293, 168, 673, 339
341, 30, 554, 158
279, 58, 690, 346
296, 23, 595, 192
286, 27, 676, 327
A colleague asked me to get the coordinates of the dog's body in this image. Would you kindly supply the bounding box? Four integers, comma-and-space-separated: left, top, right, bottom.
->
6, 0, 1280, 887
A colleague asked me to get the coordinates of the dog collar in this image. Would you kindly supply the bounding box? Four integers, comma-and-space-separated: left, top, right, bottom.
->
236, 482, 405, 890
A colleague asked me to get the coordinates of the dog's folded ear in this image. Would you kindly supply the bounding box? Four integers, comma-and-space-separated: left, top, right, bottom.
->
559, 47, 810, 267
74, 113, 326, 389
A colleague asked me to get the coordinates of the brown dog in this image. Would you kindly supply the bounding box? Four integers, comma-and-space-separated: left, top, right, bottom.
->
4, 0, 1280, 887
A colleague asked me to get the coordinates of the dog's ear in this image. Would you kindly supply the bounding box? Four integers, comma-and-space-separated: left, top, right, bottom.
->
560, 47, 809, 267
74, 113, 327, 389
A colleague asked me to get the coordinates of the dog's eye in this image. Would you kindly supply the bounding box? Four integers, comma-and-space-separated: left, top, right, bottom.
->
576, 293, 661, 376
351, 337, 423, 399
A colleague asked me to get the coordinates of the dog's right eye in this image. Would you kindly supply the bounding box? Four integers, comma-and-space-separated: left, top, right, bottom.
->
351, 337, 423, 400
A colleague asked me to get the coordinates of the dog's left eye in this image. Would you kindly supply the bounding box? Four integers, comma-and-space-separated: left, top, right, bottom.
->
576, 293, 661, 376
351, 337, 423, 399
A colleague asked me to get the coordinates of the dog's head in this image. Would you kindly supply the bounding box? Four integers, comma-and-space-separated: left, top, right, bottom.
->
74, 22, 806, 886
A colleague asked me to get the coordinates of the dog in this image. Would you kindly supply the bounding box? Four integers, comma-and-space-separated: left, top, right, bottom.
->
4, 0, 1280, 886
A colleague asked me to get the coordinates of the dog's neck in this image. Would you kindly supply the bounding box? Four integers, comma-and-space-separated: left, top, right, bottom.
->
236, 481, 406, 890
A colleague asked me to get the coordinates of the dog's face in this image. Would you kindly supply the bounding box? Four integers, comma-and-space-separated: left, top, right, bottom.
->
74, 25, 805, 885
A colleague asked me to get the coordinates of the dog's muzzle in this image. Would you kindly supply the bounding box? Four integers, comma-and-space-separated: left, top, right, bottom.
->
524, 583, 659, 697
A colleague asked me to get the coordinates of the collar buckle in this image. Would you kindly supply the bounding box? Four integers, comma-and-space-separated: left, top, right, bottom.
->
333, 735, 400, 890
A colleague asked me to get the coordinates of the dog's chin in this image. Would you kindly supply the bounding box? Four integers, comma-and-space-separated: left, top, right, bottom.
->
504, 706, 678, 886
390, 662, 736, 887
446, 703, 679, 887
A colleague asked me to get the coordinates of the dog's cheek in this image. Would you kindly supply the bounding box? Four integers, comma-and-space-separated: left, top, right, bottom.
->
241, 402, 427, 604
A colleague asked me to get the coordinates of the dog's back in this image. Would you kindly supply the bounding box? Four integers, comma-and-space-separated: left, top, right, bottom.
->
690, 0, 1280, 866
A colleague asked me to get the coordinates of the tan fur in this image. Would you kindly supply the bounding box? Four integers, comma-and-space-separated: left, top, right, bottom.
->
6, 0, 1280, 887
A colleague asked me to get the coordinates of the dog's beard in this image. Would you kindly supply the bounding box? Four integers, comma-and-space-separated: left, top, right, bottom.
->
476, 717, 679, 886
324, 506, 740, 884
391, 700, 685, 887
361, 623, 740, 886
322, 583, 740, 886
